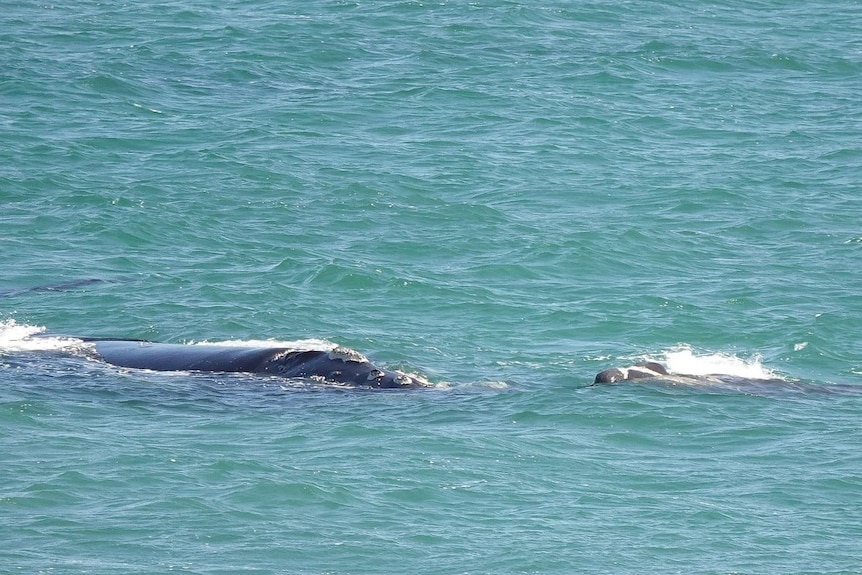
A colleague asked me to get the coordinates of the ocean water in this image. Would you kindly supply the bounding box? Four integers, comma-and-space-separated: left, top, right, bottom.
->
2, 1, 862, 573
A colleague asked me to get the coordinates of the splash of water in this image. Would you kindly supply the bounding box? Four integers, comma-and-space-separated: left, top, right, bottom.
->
0, 319, 82, 352
659, 346, 776, 380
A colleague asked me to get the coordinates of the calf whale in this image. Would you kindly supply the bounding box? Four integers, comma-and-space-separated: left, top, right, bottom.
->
592, 360, 782, 387
73, 337, 430, 389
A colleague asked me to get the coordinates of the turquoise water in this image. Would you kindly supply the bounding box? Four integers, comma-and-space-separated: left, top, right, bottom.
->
2, 1, 862, 573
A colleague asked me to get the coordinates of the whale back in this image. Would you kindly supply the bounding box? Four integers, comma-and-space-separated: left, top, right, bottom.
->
92, 340, 282, 373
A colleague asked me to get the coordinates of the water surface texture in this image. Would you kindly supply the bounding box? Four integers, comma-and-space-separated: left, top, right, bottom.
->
2, 1, 861, 573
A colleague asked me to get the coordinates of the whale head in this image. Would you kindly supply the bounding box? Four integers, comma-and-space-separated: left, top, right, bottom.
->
594, 367, 627, 384
594, 361, 669, 384
264, 347, 430, 388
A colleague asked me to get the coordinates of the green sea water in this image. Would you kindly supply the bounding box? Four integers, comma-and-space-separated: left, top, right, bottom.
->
2, 1, 862, 573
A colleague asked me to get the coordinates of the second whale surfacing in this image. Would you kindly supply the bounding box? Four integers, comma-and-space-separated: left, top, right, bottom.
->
592, 360, 784, 388
77, 338, 431, 389
590, 360, 862, 396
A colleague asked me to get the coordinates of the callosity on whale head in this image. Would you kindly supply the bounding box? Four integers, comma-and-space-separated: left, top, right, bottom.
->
262, 347, 430, 388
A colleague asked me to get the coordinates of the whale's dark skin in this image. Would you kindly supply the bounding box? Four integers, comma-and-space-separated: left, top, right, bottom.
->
75, 338, 429, 388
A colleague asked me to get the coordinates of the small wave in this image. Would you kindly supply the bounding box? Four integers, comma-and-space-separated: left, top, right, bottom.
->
655, 345, 777, 380
473, 380, 509, 390
0, 319, 83, 352
442, 380, 508, 391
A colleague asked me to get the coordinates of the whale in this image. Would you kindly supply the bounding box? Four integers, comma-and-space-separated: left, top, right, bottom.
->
70, 337, 430, 389
592, 361, 783, 387
593, 360, 782, 387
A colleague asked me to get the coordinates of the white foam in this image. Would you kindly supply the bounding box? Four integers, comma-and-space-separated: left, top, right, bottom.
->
0, 319, 83, 352
186, 338, 338, 351
659, 345, 776, 380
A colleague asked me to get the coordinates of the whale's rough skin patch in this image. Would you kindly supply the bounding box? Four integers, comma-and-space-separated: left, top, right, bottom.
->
328, 346, 368, 363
